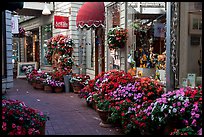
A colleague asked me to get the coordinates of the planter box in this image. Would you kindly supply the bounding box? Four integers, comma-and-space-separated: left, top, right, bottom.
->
136, 67, 156, 77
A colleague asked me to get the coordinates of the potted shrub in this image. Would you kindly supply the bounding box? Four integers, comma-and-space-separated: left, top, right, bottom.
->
2, 99, 48, 135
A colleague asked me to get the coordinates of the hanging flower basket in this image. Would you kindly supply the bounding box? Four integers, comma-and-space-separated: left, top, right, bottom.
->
107, 27, 128, 50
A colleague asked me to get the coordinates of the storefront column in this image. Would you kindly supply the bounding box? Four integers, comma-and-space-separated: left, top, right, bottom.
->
166, 2, 174, 91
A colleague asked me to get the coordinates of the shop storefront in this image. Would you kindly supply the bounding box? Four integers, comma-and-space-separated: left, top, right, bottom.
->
76, 2, 105, 79
104, 2, 202, 90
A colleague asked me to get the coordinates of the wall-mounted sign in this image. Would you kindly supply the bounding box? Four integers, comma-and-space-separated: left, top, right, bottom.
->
140, 2, 165, 8
54, 16, 69, 29
11, 15, 19, 34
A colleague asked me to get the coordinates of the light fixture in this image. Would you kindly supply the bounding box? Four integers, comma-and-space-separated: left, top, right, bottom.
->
42, 2, 51, 15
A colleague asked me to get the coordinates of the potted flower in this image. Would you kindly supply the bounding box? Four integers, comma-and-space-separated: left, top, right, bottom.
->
96, 98, 112, 127
2, 99, 48, 135
43, 74, 53, 92
49, 80, 65, 93
70, 73, 90, 93
147, 86, 202, 135
107, 27, 128, 49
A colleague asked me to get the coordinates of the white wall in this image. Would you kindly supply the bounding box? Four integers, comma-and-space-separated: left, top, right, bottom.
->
179, 2, 202, 85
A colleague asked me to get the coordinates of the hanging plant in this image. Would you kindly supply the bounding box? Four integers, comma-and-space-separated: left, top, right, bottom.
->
107, 27, 128, 50
45, 34, 74, 72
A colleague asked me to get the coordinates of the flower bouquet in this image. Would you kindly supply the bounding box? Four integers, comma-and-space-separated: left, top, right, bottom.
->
107, 27, 128, 49
2, 99, 48, 135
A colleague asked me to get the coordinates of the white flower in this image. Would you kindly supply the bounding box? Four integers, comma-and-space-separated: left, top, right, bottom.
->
173, 95, 177, 99
160, 104, 165, 112
151, 115, 154, 120
169, 106, 173, 109
179, 96, 184, 101
169, 109, 171, 114
159, 117, 162, 122
167, 98, 171, 101
172, 108, 177, 113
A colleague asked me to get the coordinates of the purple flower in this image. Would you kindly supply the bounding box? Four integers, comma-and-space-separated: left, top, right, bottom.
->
195, 114, 200, 119
180, 108, 185, 113
191, 111, 195, 116
177, 102, 181, 106
183, 119, 189, 125
184, 102, 189, 107
191, 119, 197, 126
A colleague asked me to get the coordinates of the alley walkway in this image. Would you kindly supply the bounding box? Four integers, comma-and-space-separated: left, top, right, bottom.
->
4, 79, 123, 135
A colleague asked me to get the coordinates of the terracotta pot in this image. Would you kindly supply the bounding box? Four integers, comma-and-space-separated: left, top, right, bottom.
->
97, 109, 111, 124
54, 87, 63, 93
44, 85, 53, 92
71, 83, 84, 94
32, 82, 36, 88
35, 83, 44, 90
40, 122, 46, 135
97, 109, 112, 128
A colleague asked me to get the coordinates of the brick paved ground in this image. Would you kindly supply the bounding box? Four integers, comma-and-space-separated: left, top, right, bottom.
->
4, 79, 124, 135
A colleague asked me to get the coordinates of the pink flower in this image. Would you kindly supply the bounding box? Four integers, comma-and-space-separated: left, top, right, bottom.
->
195, 114, 200, 119
17, 126, 22, 131
180, 108, 185, 113
177, 102, 181, 106
12, 123, 16, 128
191, 119, 197, 126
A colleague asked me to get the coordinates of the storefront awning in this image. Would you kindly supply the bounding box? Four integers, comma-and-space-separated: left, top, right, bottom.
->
76, 2, 105, 28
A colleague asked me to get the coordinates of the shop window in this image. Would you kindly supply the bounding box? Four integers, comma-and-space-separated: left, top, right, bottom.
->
41, 24, 52, 66
127, 2, 166, 80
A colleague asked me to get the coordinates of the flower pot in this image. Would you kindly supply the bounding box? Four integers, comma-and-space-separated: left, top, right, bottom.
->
35, 83, 44, 90
40, 122, 46, 135
92, 100, 97, 110
71, 83, 84, 94
44, 85, 53, 92
97, 109, 112, 128
54, 87, 63, 93
32, 82, 36, 88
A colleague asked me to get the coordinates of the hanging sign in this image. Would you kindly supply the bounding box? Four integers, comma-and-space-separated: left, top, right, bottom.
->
54, 16, 69, 29
11, 15, 19, 34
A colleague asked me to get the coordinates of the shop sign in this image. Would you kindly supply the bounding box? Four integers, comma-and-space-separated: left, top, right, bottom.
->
54, 16, 69, 29
11, 15, 19, 34
140, 2, 165, 8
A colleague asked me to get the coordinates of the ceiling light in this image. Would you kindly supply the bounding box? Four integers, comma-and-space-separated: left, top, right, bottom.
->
42, 3, 51, 15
